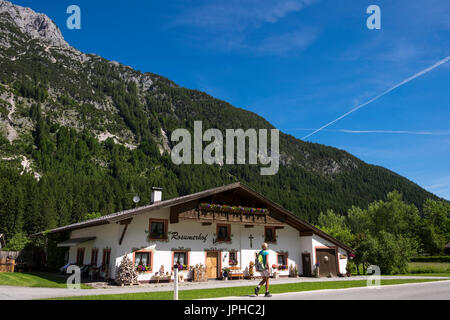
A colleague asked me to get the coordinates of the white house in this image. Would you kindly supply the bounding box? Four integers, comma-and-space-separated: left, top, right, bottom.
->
41, 182, 353, 281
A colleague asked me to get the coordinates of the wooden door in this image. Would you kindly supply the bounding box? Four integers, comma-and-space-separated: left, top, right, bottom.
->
206, 252, 218, 279
316, 248, 337, 277
302, 253, 312, 277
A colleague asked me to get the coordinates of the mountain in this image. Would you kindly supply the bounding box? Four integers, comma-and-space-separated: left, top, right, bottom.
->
0, 1, 441, 238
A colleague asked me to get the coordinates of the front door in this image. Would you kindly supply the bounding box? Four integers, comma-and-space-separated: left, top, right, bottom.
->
206, 251, 219, 279
302, 253, 312, 277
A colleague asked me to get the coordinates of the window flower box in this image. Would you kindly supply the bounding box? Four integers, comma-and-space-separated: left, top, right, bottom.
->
136, 265, 152, 273
199, 203, 269, 214
174, 264, 189, 271
229, 260, 238, 266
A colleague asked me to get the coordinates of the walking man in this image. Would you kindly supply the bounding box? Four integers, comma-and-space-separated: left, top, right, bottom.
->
254, 242, 272, 297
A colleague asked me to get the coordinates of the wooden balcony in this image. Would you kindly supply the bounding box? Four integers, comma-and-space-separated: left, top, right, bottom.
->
172, 204, 284, 227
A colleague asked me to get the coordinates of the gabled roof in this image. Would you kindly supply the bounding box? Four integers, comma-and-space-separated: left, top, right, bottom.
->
35, 182, 353, 252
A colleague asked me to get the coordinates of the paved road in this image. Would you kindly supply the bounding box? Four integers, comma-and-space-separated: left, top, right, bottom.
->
211, 280, 450, 300
0, 276, 449, 300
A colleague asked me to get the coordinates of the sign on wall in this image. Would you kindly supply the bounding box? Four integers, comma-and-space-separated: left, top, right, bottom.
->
169, 232, 208, 243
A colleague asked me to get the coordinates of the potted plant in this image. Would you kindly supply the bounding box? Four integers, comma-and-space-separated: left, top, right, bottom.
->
271, 264, 279, 278
222, 267, 231, 280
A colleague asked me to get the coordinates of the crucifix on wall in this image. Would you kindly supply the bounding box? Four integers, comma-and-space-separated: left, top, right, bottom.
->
249, 234, 254, 248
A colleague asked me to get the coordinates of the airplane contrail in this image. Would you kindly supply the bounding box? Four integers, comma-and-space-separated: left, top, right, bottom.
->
292, 128, 450, 135
302, 55, 450, 140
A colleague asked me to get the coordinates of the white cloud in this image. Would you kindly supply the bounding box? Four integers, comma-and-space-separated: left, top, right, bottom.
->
177, 0, 317, 30
252, 28, 319, 55
173, 0, 319, 55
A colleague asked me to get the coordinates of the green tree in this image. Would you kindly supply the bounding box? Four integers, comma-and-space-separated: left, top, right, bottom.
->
82, 212, 102, 221
316, 209, 354, 246
345, 191, 421, 274
3, 232, 30, 251
368, 191, 420, 238
419, 199, 450, 255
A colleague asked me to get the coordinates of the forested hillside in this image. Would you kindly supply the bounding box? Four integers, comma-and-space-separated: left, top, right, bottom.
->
0, 1, 443, 243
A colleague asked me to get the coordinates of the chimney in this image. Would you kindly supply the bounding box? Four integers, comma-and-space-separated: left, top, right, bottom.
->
151, 187, 163, 204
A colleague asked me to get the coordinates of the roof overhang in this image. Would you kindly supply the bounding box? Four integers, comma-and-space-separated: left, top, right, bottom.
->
57, 237, 96, 247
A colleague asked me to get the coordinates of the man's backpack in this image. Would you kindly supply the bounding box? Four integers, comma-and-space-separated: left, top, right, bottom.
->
255, 252, 265, 272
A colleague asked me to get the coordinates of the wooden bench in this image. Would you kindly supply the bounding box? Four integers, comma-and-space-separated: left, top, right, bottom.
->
150, 275, 171, 284
229, 266, 244, 280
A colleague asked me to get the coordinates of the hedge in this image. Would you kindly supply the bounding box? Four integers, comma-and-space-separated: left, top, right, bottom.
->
410, 256, 450, 263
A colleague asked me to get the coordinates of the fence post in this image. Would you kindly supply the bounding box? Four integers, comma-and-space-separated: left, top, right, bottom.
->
174, 266, 179, 300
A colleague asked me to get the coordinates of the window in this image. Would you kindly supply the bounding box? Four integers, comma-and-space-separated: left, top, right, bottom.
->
173, 251, 189, 270
102, 248, 111, 266
277, 253, 288, 269
149, 219, 168, 240
76, 248, 85, 266
135, 252, 150, 266
216, 224, 231, 242
264, 227, 276, 243
134, 251, 152, 272
90, 248, 98, 266
229, 251, 238, 265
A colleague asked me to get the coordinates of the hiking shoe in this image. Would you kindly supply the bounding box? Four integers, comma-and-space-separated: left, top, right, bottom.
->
254, 287, 260, 296
264, 292, 272, 297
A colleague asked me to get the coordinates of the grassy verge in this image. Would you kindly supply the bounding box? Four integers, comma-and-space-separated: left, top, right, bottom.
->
406, 262, 450, 274
390, 273, 450, 277
49, 278, 445, 300
0, 272, 92, 289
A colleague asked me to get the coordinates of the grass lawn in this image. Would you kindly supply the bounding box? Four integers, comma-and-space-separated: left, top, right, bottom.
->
0, 272, 92, 289
391, 273, 450, 277
406, 262, 450, 275
49, 278, 444, 300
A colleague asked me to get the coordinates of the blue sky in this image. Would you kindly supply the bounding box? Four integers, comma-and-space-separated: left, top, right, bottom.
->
13, 0, 450, 200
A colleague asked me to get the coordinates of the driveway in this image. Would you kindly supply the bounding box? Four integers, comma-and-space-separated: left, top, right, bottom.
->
211, 279, 450, 300
0, 276, 449, 300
